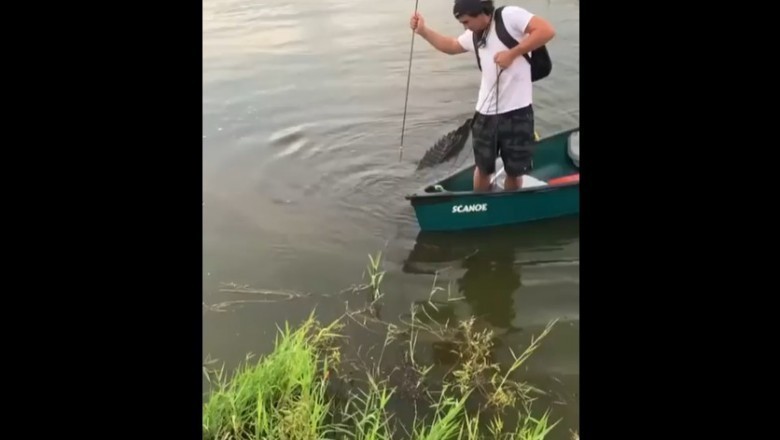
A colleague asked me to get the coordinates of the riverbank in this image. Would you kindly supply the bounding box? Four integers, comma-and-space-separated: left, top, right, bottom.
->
203, 253, 575, 439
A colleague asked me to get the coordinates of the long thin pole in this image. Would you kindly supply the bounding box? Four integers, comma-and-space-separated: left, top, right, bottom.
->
399, 0, 420, 162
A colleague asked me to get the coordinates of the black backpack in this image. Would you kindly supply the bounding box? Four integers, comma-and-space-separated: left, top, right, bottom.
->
471, 5, 552, 81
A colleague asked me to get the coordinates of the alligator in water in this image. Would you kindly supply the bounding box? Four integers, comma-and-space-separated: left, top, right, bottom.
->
415, 118, 473, 170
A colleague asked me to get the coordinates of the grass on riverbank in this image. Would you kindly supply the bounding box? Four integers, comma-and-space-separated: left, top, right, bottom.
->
203, 252, 567, 439
203, 314, 560, 439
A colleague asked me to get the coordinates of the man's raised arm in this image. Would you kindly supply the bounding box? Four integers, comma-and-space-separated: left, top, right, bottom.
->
410, 12, 467, 55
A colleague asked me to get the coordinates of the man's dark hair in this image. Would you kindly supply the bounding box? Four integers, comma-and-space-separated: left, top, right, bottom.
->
453, 0, 495, 18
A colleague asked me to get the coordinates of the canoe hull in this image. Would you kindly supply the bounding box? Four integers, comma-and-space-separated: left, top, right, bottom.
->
408, 183, 578, 231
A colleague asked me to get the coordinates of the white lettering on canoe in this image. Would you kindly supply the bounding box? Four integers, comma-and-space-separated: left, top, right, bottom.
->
452, 203, 488, 214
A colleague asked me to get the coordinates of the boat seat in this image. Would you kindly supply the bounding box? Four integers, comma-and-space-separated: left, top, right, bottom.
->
568, 131, 579, 168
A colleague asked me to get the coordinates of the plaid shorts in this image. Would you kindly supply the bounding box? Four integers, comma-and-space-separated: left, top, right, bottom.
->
471, 104, 535, 177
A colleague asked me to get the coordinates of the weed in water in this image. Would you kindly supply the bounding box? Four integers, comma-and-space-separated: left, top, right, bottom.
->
366, 251, 385, 304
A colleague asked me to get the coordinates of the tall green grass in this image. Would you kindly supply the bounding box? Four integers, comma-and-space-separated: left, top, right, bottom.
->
203, 313, 343, 439
203, 253, 567, 439
203, 315, 561, 439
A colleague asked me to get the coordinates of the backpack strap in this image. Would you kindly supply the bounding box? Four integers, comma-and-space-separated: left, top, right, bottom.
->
472, 6, 527, 70
473, 6, 552, 80
493, 6, 531, 64
472, 31, 482, 71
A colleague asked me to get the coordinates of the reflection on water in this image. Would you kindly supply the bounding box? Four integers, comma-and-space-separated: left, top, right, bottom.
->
459, 237, 522, 330
402, 217, 579, 330
397, 216, 579, 365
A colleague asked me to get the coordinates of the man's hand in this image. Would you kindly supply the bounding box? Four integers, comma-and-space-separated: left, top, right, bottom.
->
494, 51, 516, 69
410, 12, 426, 34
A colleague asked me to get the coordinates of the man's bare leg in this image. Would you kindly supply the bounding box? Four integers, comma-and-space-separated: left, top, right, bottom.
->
473, 167, 492, 191
503, 174, 521, 191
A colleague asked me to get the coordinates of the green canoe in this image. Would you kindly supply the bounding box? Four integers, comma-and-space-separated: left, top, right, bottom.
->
406, 127, 579, 232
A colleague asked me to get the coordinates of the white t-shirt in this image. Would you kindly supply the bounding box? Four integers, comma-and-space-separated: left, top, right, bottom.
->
457, 6, 534, 115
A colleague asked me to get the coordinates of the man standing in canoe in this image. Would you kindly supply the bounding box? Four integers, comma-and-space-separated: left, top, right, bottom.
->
409, 0, 556, 191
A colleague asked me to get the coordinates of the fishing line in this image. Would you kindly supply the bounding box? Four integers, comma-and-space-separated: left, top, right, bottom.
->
399, 0, 420, 162
493, 65, 501, 151
447, 65, 504, 174
474, 68, 504, 117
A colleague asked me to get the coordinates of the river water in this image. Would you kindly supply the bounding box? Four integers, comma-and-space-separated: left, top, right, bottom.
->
203, 0, 579, 436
